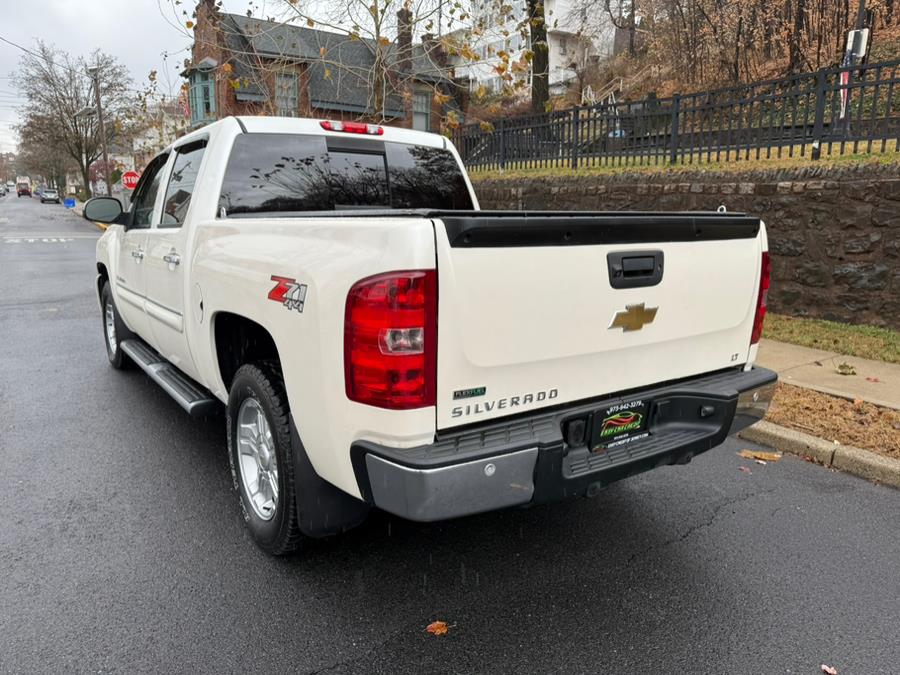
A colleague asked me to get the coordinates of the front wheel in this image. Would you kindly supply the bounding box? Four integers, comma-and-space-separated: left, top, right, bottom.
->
227, 363, 303, 555
100, 281, 134, 369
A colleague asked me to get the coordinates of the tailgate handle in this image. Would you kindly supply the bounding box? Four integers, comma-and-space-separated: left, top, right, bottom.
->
607, 250, 664, 289
622, 256, 655, 276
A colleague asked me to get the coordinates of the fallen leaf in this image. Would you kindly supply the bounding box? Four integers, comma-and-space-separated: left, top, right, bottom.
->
865, 376, 881, 383
836, 362, 856, 376
425, 620, 449, 636
739, 466, 752, 474
821, 665, 838, 675
814, 360, 823, 367
853, 398, 864, 408
755, 459, 767, 466
738, 449, 783, 462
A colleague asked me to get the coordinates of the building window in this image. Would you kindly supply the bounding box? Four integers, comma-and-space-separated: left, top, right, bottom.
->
275, 73, 298, 117
412, 91, 431, 131
559, 38, 568, 55
189, 71, 215, 126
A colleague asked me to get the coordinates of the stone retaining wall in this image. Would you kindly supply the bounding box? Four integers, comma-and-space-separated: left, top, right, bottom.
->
473, 164, 900, 329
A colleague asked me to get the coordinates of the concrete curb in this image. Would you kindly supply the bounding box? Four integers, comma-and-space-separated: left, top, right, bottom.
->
739, 420, 900, 489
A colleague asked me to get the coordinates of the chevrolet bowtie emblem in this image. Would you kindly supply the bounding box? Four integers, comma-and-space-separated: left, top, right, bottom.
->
609, 303, 658, 332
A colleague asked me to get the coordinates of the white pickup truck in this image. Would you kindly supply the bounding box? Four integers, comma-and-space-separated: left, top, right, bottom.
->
86, 116, 776, 555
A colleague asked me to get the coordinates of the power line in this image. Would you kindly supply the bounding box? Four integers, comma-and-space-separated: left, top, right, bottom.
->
0, 34, 90, 80
0, 33, 184, 100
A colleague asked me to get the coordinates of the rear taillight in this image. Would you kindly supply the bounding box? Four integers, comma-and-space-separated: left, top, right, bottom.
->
320, 120, 384, 135
750, 251, 771, 345
344, 270, 437, 409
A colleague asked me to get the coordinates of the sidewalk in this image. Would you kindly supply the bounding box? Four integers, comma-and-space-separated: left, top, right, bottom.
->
756, 338, 900, 410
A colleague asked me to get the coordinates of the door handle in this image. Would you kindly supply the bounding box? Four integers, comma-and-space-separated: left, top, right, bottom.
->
163, 252, 181, 266
131, 249, 144, 260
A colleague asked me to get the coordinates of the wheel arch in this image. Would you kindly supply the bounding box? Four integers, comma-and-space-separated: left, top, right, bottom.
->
96, 262, 109, 305
212, 312, 282, 393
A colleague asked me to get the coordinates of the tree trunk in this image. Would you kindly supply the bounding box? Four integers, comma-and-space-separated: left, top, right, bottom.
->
528, 0, 549, 115
789, 0, 807, 72
628, 1, 636, 56
80, 163, 91, 199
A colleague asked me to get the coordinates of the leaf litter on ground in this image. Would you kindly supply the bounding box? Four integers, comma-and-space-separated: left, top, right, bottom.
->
425, 620, 451, 636
738, 449, 783, 462
836, 362, 856, 376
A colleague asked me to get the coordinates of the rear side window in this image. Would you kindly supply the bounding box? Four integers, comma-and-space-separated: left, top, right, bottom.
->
218, 133, 473, 216
385, 143, 473, 210
161, 140, 207, 227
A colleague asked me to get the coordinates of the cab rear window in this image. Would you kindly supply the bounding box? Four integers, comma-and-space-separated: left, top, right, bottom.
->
218, 133, 473, 216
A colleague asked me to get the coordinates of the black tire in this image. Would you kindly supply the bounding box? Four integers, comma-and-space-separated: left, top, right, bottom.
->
227, 362, 303, 555
100, 281, 135, 369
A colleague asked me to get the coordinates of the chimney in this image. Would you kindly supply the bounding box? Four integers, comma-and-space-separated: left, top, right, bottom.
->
422, 33, 448, 68
397, 8, 413, 76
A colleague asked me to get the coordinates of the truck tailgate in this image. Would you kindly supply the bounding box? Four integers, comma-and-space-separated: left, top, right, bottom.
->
432, 212, 765, 430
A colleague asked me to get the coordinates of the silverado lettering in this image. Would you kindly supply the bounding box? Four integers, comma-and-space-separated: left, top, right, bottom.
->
452, 388, 559, 417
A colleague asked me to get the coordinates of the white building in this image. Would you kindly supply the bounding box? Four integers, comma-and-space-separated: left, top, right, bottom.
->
449, 0, 615, 96
133, 101, 190, 169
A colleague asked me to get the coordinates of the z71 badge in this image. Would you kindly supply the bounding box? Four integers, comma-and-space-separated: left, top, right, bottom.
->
268, 275, 308, 313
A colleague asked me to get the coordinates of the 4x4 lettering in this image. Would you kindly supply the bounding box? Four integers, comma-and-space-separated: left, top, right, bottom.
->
268, 275, 308, 313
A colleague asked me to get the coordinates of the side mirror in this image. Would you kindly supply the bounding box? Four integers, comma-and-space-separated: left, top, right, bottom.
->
83, 197, 124, 224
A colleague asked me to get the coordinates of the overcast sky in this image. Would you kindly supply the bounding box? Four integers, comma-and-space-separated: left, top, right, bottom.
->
0, 0, 267, 152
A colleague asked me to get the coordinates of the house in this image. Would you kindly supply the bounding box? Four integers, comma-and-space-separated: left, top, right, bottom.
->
133, 101, 190, 169
448, 0, 614, 96
182, 0, 465, 132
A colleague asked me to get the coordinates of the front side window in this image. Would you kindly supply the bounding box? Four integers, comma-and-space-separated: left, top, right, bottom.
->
130, 153, 169, 228
161, 141, 207, 227
218, 134, 473, 216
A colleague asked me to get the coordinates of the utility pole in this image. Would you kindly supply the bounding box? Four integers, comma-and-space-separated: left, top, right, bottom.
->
855, 0, 867, 30
88, 65, 112, 197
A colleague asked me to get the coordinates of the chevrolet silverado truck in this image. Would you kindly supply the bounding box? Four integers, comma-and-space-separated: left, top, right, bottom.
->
85, 116, 777, 555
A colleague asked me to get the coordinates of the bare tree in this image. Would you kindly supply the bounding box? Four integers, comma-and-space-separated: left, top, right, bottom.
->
13, 42, 132, 196
16, 115, 77, 189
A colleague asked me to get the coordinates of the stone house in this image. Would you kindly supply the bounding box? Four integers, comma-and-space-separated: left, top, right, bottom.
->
182, 0, 465, 132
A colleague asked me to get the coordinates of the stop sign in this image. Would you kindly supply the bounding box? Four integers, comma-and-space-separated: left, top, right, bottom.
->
122, 171, 140, 190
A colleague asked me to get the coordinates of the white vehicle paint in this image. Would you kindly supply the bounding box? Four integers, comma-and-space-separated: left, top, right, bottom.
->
92, 116, 776, 554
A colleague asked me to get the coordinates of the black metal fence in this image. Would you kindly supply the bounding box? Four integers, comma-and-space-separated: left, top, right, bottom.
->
452, 59, 900, 171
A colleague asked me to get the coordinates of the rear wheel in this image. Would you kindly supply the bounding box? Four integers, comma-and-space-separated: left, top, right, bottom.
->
227, 363, 303, 555
100, 281, 134, 369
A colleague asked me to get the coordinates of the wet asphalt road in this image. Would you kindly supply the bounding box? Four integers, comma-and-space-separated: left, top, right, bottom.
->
1, 194, 899, 674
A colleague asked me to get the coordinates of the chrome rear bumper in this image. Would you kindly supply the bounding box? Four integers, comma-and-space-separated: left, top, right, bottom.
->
353, 367, 777, 522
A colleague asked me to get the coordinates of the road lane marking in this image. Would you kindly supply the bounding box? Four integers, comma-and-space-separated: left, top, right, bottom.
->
3, 237, 79, 243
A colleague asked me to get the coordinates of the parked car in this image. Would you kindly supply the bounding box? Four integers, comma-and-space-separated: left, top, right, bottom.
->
6, 181, 15, 192
85, 116, 776, 555
40, 188, 60, 204
0, 185, 6, 196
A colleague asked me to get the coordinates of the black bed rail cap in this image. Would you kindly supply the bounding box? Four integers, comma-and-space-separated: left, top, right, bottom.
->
431, 210, 761, 248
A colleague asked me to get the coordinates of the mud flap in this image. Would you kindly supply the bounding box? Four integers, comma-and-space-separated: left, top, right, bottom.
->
290, 415, 370, 538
